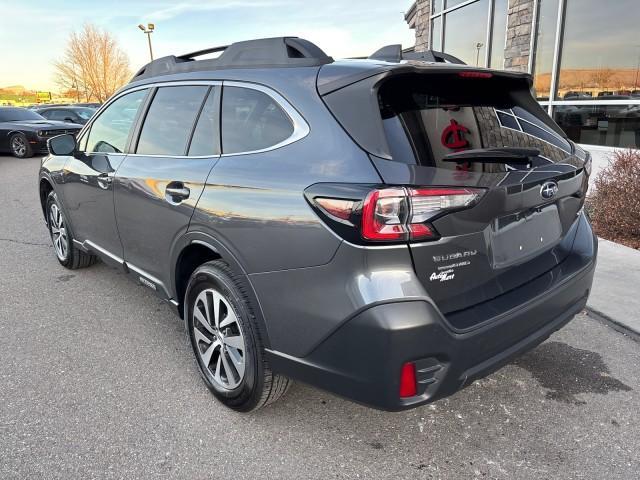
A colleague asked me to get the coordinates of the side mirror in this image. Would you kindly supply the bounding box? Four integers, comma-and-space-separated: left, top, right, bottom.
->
48, 133, 76, 156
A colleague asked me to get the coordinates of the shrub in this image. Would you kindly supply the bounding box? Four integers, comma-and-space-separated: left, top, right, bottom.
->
588, 149, 640, 249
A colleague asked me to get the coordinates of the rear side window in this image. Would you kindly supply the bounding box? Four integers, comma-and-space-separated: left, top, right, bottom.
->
137, 86, 209, 156
188, 87, 221, 156
221, 86, 294, 154
85, 89, 147, 153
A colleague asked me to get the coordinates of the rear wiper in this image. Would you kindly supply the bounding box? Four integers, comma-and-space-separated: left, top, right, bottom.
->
443, 147, 540, 164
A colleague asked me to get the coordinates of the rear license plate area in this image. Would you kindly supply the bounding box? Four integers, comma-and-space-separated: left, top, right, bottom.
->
491, 205, 562, 268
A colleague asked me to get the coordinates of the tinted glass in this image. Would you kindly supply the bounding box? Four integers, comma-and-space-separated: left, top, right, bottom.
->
221, 87, 294, 154
443, 0, 488, 66
489, 0, 508, 69
379, 73, 572, 171
0, 108, 44, 122
85, 90, 147, 153
431, 16, 442, 51
557, 0, 640, 100
554, 104, 640, 148
432, 0, 442, 14
47, 110, 69, 121
137, 86, 208, 156
532, 0, 559, 100
188, 87, 220, 156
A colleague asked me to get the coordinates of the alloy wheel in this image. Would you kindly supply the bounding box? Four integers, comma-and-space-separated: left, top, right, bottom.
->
193, 288, 246, 390
11, 136, 27, 157
49, 203, 68, 261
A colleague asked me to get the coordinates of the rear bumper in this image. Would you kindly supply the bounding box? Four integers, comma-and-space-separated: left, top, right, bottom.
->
267, 213, 597, 411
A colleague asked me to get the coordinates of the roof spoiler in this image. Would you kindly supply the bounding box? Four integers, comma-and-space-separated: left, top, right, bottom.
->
368, 44, 466, 65
131, 37, 333, 82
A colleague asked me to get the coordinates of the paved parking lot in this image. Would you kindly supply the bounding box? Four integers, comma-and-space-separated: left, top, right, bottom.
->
1, 155, 639, 479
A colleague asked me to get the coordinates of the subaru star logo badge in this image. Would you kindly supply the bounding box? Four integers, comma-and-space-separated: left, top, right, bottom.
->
540, 181, 558, 200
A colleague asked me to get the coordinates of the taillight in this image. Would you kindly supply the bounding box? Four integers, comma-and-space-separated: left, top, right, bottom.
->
361, 188, 408, 241
309, 185, 484, 244
361, 187, 483, 242
315, 197, 355, 223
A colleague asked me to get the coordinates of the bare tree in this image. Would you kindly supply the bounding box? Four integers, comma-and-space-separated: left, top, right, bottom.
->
54, 23, 131, 103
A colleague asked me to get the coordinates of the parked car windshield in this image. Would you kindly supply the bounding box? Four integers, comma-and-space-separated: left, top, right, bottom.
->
73, 107, 96, 120
0, 108, 46, 122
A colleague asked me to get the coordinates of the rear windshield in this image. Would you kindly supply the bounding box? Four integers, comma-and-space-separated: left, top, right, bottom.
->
378, 74, 573, 171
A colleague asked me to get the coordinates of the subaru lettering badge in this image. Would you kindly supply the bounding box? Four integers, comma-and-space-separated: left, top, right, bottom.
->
540, 181, 559, 200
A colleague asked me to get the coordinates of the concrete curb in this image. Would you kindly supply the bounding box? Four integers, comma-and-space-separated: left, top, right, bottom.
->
585, 308, 640, 343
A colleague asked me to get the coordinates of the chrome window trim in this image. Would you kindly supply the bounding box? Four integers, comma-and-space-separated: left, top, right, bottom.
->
79, 79, 309, 158
220, 80, 310, 157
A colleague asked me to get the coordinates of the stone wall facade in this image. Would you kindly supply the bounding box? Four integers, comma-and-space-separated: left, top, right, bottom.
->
504, 0, 535, 71
412, 0, 431, 52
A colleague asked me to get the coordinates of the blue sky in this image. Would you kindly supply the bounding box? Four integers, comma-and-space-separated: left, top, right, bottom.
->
0, 0, 415, 91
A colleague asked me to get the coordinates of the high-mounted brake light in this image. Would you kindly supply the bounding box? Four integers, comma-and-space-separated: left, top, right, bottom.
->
458, 71, 493, 79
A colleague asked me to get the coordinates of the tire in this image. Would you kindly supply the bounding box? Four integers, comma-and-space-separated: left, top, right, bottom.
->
10, 133, 33, 158
46, 191, 98, 269
185, 260, 290, 412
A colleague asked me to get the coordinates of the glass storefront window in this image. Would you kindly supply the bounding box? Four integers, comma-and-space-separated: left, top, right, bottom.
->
556, 0, 640, 100
432, 0, 442, 14
431, 16, 442, 51
445, 0, 469, 9
489, 0, 508, 69
443, 0, 488, 66
532, 0, 559, 100
554, 104, 640, 148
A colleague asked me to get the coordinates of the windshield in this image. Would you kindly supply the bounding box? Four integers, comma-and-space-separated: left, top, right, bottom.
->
0, 108, 46, 122
74, 107, 96, 120
379, 73, 573, 172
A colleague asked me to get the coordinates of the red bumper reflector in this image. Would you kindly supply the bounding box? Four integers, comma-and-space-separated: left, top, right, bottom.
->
399, 362, 417, 398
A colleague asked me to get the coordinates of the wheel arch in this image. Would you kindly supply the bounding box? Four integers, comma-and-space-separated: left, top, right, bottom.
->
171, 231, 272, 349
39, 177, 55, 223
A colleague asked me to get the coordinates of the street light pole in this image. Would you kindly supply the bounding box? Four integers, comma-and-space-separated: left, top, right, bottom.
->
138, 23, 155, 61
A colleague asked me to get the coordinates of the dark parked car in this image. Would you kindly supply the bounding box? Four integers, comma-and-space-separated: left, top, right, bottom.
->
35, 106, 97, 125
75, 102, 102, 108
0, 107, 82, 158
38, 37, 597, 412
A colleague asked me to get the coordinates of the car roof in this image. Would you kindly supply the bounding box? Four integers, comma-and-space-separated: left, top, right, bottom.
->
130, 37, 333, 83
125, 36, 530, 93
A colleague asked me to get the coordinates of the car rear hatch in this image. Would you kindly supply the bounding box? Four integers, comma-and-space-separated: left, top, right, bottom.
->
320, 63, 591, 328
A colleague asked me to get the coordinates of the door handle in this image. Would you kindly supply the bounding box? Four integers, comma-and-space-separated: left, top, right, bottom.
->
165, 182, 190, 201
97, 173, 113, 189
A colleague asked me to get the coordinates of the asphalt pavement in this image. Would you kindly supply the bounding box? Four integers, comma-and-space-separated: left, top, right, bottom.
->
1, 155, 639, 479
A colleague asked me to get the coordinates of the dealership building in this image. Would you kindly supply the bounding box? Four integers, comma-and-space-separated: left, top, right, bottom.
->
405, 0, 640, 166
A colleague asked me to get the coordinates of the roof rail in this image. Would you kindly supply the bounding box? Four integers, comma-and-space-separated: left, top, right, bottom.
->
368, 44, 466, 65
131, 37, 333, 82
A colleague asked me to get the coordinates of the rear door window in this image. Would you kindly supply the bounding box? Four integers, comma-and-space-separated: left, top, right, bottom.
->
188, 87, 221, 157
137, 85, 209, 156
221, 86, 294, 154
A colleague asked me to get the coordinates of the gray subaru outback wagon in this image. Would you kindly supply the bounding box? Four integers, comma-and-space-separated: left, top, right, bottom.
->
39, 37, 597, 411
